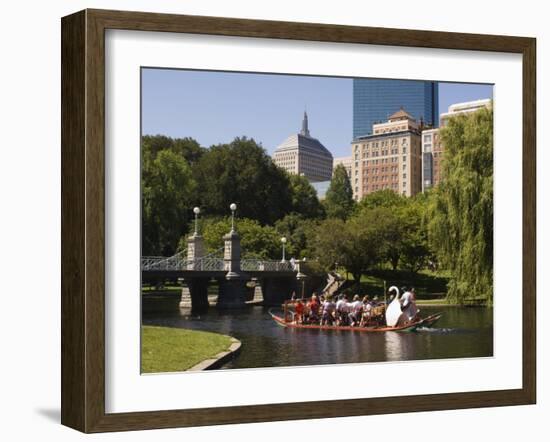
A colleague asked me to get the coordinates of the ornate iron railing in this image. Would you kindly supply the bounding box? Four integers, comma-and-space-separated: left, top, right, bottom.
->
240, 259, 294, 272
141, 251, 296, 273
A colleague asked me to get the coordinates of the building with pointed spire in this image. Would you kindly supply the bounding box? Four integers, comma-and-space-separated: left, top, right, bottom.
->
273, 111, 333, 182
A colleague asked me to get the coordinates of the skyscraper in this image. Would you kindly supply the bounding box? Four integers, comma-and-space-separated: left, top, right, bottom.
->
273, 112, 333, 182
353, 79, 439, 138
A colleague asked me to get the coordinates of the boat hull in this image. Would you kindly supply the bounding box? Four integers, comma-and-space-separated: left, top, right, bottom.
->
270, 312, 442, 333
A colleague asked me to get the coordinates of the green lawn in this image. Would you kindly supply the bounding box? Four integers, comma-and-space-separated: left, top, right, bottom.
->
141, 326, 234, 373
343, 269, 450, 301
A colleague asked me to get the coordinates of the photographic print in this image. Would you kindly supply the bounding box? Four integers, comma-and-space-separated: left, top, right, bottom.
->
140, 69, 494, 373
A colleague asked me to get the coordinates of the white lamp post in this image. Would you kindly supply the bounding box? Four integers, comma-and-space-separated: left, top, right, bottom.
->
193, 206, 200, 235
229, 203, 237, 232
280, 237, 287, 263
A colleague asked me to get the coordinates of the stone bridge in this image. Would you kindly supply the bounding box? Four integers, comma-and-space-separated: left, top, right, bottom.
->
142, 226, 308, 311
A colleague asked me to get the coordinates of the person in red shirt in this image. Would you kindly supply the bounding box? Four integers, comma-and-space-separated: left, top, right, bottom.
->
294, 299, 304, 324
308, 294, 320, 323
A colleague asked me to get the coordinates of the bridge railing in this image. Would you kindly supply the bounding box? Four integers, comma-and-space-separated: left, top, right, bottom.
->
142, 255, 296, 273
240, 259, 294, 272
141, 248, 225, 271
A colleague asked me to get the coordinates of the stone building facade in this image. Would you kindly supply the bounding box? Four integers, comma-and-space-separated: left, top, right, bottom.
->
350, 108, 422, 200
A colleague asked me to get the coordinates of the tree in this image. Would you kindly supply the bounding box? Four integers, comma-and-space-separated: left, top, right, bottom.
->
427, 107, 493, 305
309, 213, 384, 284
142, 150, 197, 256
353, 192, 433, 273
142, 135, 205, 166
398, 201, 431, 273
378, 207, 404, 270
323, 164, 355, 220
288, 174, 325, 219
194, 137, 293, 225
274, 213, 319, 259
358, 188, 407, 210
355, 191, 406, 270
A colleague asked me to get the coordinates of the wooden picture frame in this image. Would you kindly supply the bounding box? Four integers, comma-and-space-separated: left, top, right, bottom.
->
61, 8, 536, 433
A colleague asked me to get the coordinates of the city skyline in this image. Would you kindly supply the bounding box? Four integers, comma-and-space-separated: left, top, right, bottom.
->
141, 68, 493, 158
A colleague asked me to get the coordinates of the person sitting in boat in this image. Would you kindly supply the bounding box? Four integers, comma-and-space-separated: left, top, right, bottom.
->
335, 294, 347, 326
294, 299, 304, 324
400, 287, 419, 324
307, 294, 320, 323
360, 295, 373, 326
348, 294, 363, 326
393, 286, 416, 326
344, 294, 353, 325
320, 296, 336, 325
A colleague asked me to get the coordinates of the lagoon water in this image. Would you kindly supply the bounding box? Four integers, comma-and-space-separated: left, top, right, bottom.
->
142, 295, 493, 369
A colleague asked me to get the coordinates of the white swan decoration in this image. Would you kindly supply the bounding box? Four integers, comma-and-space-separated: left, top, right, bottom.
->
385, 286, 403, 327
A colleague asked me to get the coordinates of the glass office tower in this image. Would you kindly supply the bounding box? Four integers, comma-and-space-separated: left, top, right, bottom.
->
353, 79, 439, 138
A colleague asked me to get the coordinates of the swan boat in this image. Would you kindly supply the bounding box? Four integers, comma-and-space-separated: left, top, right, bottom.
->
269, 286, 442, 333
269, 310, 442, 333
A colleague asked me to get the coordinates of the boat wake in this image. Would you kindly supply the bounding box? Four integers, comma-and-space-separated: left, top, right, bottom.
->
416, 327, 454, 334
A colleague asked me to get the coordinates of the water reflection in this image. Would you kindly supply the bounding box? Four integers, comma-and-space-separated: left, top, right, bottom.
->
142, 296, 493, 369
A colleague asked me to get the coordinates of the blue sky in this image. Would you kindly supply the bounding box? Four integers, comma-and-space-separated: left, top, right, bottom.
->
142, 69, 492, 158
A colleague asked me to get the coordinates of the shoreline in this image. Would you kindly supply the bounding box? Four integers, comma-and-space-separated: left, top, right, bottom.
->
188, 337, 242, 371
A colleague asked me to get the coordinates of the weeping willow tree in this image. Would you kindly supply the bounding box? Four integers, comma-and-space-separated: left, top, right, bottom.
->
428, 107, 493, 305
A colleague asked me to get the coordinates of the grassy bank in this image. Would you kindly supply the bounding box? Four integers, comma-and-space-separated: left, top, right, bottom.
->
142, 326, 234, 373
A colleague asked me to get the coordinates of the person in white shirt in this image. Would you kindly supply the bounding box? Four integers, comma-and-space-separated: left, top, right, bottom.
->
335, 294, 348, 325
360, 295, 373, 326
399, 287, 419, 325
349, 294, 363, 326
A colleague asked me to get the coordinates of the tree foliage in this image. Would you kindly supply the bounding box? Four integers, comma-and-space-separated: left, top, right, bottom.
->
354, 191, 431, 273
288, 174, 325, 219
308, 212, 385, 283
398, 199, 431, 273
323, 164, 355, 220
427, 107, 493, 305
193, 137, 293, 225
142, 149, 197, 256
358, 188, 407, 211
274, 213, 319, 259
142, 135, 205, 166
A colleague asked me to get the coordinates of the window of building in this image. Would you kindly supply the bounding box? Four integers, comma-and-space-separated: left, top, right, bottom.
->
403, 173, 407, 179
